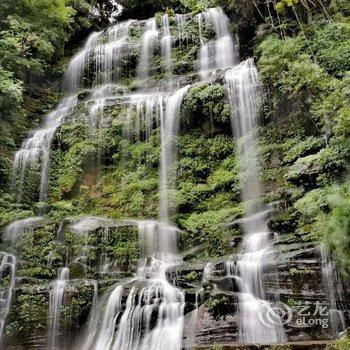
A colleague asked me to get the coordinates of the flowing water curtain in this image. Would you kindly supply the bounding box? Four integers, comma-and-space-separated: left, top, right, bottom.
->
0, 217, 47, 345
79, 221, 184, 350
12, 96, 77, 202
225, 60, 286, 344
225, 59, 262, 218
0, 252, 16, 345
161, 13, 173, 81
159, 86, 190, 223
64, 21, 134, 92
197, 8, 239, 79
5, 6, 291, 348
320, 245, 347, 335
48, 267, 70, 349
137, 18, 159, 81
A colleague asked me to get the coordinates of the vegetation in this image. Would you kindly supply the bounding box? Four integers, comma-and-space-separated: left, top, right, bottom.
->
0, 0, 349, 346
326, 337, 350, 350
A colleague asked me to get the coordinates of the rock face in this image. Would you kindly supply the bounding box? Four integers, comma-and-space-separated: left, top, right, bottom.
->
5, 216, 349, 349
171, 230, 350, 346
1, 4, 349, 350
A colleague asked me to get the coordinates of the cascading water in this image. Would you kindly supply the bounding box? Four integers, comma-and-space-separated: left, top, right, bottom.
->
225, 59, 286, 343
65, 21, 133, 91
197, 12, 211, 78
197, 8, 238, 79
206, 8, 237, 70
0, 252, 16, 346
49, 267, 70, 349
13, 96, 77, 201
83, 284, 124, 349
79, 80, 188, 348
137, 18, 159, 80
3, 6, 327, 348
159, 86, 190, 222
71, 216, 115, 266
3, 216, 44, 246
176, 14, 188, 48
320, 245, 346, 336
80, 221, 184, 350
134, 95, 164, 142
161, 14, 173, 81
0, 216, 49, 345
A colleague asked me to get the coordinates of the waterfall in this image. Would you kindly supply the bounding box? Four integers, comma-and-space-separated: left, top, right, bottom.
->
134, 95, 164, 142
225, 60, 262, 220
159, 86, 190, 222
137, 18, 159, 80
13, 96, 77, 202
197, 13, 211, 78
198, 8, 238, 79
0, 252, 16, 345
161, 14, 173, 81
3, 216, 44, 246
225, 59, 286, 343
49, 267, 70, 349
206, 8, 237, 70
3, 6, 317, 348
71, 217, 115, 267
87, 94, 106, 134
320, 245, 346, 336
87, 285, 124, 349
80, 221, 184, 350
65, 22, 133, 92
176, 14, 188, 48
0, 217, 48, 344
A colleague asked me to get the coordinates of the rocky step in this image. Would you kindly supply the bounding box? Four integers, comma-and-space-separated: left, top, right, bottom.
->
192, 340, 334, 349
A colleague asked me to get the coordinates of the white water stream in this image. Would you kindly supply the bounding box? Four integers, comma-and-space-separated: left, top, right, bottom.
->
226, 59, 286, 344
13, 96, 77, 201
5, 6, 341, 349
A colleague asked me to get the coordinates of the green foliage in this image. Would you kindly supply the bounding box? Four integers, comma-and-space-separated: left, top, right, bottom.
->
184, 270, 199, 282
308, 22, 350, 78
19, 223, 57, 278
0, 192, 34, 228
326, 337, 350, 350
0, 1, 75, 79
180, 207, 241, 256
61, 284, 95, 327
325, 193, 350, 278
283, 136, 325, 164
112, 228, 139, 270
257, 13, 350, 276
183, 84, 231, 130
6, 292, 48, 338
0, 67, 23, 121
293, 188, 327, 224
58, 141, 97, 194
205, 294, 231, 319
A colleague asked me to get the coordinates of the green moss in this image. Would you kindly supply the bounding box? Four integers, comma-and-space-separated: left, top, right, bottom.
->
58, 141, 97, 194
205, 294, 231, 319
324, 190, 350, 278
184, 270, 199, 282
18, 223, 58, 278
183, 84, 231, 132
179, 207, 241, 257
326, 337, 350, 350
6, 290, 48, 339
283, 136, 325, 164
